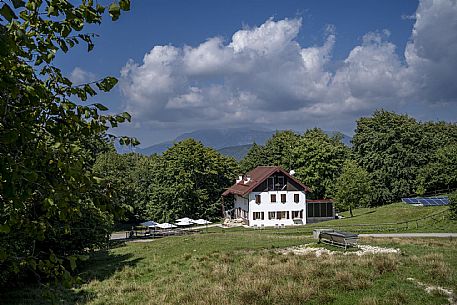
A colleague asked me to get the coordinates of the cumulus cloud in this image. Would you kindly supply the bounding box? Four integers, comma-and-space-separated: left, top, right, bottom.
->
120, 0, 457, 132
405, 0, 457, 103
69, 67, 97, 85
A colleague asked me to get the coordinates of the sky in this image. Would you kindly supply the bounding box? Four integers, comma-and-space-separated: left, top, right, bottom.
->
55, 0, 457, 147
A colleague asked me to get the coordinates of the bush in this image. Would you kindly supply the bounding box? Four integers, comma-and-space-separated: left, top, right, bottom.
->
449, 192, 457, 219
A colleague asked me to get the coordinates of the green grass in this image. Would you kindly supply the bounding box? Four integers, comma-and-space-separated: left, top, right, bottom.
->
3, 230, 457, 305
204, 203, 456, 236
2, 203, 456, 304
299, 202, 456, 233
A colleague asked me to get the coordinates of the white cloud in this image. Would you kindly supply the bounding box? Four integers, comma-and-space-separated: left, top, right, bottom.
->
120, 0, 457, 133
69, 67, 97, 84
404, 0, 457, 103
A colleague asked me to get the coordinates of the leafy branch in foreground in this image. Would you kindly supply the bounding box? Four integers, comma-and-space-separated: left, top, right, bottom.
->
0, 0, 134, 288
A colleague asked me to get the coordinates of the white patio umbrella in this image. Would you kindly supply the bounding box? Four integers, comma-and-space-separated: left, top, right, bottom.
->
192, 219, 212, 225
176, 217, 194, 223
156, 222, 177, 229
175, 220, 193, 226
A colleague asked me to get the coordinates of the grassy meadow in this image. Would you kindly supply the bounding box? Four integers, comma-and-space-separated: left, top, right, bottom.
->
3, 203, 456, 304
3, 225, 457, 305
307, 203, 457, 233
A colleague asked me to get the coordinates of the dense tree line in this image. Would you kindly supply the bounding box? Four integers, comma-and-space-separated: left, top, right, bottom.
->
104, 113, 456, 225
240, 111, 457, 212
94, 139, 239, 223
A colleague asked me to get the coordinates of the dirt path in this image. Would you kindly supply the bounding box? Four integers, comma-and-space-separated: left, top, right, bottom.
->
359, 233, 457, 238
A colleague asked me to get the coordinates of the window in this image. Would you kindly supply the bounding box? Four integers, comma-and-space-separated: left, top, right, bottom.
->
255, 195, 261, 204
271, 194, 276, 202
267, 177, 275, 191
277, 176, 285, 190
292, 210, 301, 219
268, 212, 276, 220
253, 212, 264, 220
277, 211, 286, 219
281, 194, 286, 203
267, 176, 286, 191
294, 194, 299, 203
326, 203, 333, 216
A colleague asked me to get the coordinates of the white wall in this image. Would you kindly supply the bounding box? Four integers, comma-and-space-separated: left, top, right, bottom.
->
233, 195, 249, 221
248, 190, 307, 227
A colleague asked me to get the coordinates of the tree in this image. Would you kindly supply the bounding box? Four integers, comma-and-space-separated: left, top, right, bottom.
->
239, 142, 267, 173
292, 128, 349, 199
352, 110, 426, 204
0, 0, 133, 286
353, 110, 457, 204
416, 144, 457, 194
146, 139, 239, 222
333, 160, 372, 217
263, 130, 300, 171
93, 151, 157, 222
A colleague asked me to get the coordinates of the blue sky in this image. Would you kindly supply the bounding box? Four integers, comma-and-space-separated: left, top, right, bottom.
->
54, 0, 457, 147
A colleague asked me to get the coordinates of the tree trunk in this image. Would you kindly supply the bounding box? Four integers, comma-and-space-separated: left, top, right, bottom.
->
350, 206, 353, 217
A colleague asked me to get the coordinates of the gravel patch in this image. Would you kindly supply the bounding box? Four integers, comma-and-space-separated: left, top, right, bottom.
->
278, 244, 401, 257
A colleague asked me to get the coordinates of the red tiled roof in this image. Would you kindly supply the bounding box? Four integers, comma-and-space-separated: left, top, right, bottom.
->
222, 166, 310, 196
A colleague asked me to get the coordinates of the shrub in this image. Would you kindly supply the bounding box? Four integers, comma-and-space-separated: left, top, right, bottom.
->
449, 191, 457, 219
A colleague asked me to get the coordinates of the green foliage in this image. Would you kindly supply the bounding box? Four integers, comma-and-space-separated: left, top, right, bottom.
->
95, 140, 239, 224
449, 192, 457, 220
353, 110, 457, 204
352, 110, 424, 204
292, 128, 349, 199
147, 139, 239, 222
93, 152, 158, 222
263, 130, 300, 171
333, 160, 372, 216
239, 143, 267, 173
417, 144, 457, 194
0, 0, 132, 287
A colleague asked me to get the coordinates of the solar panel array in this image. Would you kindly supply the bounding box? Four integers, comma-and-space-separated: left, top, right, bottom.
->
401, 197, 449, 206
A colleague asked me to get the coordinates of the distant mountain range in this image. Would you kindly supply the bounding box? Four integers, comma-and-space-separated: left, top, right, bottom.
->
137, 128, 274, 156
217, 144, 254, 161
117, 128, 352, 160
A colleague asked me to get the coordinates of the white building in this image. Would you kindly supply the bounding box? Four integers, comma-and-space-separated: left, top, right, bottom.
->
222, 166, 334, 227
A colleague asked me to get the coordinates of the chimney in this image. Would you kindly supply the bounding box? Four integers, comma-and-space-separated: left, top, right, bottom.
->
244, 176, 251, 184
236, 175, 243, 183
